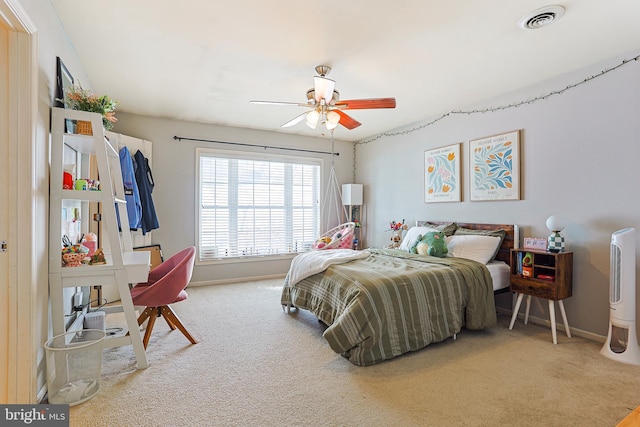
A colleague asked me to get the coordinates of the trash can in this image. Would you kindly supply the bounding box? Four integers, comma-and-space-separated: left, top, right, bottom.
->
45, 329, 105, 406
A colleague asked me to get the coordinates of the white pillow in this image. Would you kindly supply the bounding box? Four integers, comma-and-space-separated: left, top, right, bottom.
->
445, 235, 502, 264
399, 226, 438, 251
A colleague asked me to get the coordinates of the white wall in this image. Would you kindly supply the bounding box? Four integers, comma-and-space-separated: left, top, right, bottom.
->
111, 113, 355, 284
356, 50, 640, 337
16, 0, 95, 401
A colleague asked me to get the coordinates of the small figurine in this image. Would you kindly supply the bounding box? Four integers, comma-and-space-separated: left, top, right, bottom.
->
89, 249, 106, 265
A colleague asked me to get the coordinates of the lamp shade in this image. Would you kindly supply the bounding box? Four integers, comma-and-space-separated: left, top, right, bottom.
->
305, 110, 319, 129
545, 215, 567, 232
314, 76, 336, 103
342, 184, 363, 205
325, 110, 340, 130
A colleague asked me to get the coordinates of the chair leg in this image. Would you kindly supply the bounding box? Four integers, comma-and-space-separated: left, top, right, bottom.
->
160, 305, 198, 345
137, 307, 154, 327
163, 313, 177, 331
141, 308, 159, 350
126, 307, 154, 343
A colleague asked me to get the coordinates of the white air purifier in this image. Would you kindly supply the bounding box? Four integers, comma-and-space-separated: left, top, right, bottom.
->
601, 227, 640, 364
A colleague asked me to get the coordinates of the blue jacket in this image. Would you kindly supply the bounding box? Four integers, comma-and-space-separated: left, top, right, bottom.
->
117, 146, 142, 230
133, 149, 159, 234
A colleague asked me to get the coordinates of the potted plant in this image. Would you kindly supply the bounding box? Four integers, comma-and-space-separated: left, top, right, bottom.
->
61, 83, 118, 133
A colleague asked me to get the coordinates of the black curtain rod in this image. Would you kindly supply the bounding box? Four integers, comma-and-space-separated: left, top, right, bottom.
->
173, 136, 339, 156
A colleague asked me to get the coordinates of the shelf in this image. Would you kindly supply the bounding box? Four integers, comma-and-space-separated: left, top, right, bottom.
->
59, 189, 105, 202
509, 249, 573, 301
49, 107, 149, 369
509, 248, 574, 344
55, 251, 150, 283
63, 132, 118, 156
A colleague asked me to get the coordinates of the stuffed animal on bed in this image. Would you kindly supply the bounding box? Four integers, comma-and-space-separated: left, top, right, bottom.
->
410, 231, 448, 257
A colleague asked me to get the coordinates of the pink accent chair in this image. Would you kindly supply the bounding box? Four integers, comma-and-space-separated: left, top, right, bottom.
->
130, 246, 198, 349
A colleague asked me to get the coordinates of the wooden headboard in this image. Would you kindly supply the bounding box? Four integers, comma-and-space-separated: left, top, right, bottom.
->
420, 221, 518, 265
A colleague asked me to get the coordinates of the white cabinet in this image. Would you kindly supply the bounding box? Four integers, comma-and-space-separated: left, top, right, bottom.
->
49, 107, 149, 369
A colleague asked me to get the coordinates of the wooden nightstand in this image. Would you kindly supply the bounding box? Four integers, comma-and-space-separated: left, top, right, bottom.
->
508, 249, 573, 344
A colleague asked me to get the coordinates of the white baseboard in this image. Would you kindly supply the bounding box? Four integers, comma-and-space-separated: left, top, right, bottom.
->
496, 307, 606, 343
189, 273, 286, 287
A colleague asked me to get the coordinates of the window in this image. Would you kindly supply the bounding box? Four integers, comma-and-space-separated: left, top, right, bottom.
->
197, 148, 321, 261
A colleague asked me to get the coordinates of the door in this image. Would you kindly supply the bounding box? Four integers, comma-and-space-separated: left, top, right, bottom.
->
0, 14, 11, 405
0, 0, 38, 404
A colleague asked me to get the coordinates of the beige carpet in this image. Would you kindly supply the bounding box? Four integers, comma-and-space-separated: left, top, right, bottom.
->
68, 278, 640, 427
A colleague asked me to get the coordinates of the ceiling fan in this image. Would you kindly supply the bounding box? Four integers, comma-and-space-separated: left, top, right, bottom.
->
250, 65, 396, 131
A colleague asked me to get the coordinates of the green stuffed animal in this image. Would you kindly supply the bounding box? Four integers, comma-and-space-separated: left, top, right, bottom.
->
410, 231, 448, 257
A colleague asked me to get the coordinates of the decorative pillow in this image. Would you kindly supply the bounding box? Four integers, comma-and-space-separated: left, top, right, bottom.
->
454, 227, 506, 261
416, 221, 458, 236
411, 231, 448, 257
445, 235, 502, 264
400, 226, 437, 251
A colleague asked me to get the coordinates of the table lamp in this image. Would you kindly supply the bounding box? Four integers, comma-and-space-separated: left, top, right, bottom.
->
546, 215, 567, 252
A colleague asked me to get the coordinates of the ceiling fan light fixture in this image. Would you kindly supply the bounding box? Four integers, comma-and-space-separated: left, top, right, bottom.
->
326, 110, 340, 129
252, 64, 395, 132
306, 110, 319, 129
314, 76, 336, 103
325, 120, 338, 130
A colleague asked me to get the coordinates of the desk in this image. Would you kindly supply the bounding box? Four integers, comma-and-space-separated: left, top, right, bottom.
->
49, 251, 150, 368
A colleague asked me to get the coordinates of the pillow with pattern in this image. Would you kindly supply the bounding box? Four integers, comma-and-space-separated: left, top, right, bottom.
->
416, 221, 458, 236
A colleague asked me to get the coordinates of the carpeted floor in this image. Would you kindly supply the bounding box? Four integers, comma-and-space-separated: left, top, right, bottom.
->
68, 279, 640, 427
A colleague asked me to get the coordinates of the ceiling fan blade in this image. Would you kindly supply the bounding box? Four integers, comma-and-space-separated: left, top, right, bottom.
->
335, 110, 361, 130
335, 97, 396, 110
281, 112, 308, 128
314, 76, 335, 104
250, 100, 308, 107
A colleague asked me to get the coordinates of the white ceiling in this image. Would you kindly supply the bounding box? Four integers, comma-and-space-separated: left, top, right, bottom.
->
50, 1, 640, 142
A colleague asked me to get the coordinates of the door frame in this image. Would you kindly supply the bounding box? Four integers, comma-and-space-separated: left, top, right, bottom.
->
0, 0, 38, 404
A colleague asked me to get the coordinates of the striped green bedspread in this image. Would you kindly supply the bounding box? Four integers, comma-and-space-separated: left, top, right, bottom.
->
281, 248, 496, 366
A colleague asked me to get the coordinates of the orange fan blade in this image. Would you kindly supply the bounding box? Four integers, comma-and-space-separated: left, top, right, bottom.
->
335, 110, 361, 130
335, 97, 396, 110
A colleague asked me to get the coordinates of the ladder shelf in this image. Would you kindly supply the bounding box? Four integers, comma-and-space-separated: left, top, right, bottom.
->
49, 107, 149, 369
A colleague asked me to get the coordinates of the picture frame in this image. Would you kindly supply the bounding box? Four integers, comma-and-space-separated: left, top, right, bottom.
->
424, 142, 461, 203
55, 57, 75, 133
55, 56, 74, 108
469, 130, 521, 201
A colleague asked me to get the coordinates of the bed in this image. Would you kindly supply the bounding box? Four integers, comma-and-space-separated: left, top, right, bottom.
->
280, 222, 518, 366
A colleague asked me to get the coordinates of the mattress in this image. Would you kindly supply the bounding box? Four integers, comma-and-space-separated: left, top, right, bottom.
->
486, 260, 510, 291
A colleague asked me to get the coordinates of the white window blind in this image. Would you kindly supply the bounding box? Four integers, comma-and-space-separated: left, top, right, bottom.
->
197, 149, 321, 261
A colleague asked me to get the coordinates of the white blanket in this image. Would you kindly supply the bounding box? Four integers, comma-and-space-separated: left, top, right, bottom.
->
286, 249, 370, 286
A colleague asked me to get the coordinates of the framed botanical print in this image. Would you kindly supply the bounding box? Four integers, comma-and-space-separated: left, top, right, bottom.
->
469, 130, 521, 201
424, 142, 461, 203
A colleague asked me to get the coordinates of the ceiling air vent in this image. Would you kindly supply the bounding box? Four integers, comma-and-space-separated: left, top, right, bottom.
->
518, 5, 565, 30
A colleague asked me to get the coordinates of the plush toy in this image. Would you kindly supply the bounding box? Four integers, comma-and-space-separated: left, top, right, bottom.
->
410, 231, 448, 257
387, 232, 403, 249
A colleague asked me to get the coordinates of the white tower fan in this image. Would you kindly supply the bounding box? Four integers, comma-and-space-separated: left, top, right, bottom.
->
601, 227, 640, 364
